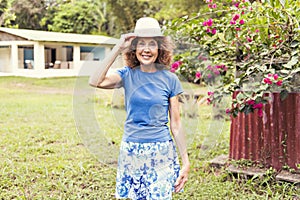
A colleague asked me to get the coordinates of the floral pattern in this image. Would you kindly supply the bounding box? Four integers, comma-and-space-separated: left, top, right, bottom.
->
116, 140, 180, 200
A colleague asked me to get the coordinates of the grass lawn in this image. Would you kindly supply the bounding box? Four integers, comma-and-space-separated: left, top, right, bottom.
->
0, 76, 299, 199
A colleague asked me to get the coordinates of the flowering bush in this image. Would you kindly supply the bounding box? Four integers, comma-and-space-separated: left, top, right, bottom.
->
168, 0, 300, 117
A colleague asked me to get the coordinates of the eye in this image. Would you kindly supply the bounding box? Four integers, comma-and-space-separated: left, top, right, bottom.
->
149, 41, 158, 48
137, 41, 146, 47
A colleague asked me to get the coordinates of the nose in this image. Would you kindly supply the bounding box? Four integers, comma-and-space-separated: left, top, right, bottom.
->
143, 47, 151, 52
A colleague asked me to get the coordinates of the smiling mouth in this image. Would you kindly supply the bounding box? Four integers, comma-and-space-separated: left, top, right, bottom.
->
142, 55, 152, 59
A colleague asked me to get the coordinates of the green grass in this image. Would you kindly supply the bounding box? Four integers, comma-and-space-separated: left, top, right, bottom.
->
0, 76, 299, 199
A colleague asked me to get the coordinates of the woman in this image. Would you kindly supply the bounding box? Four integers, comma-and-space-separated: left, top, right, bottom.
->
89, 17, 190, 200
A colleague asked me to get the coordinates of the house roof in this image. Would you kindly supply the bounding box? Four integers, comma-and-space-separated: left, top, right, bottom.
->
0, 27, 119, 45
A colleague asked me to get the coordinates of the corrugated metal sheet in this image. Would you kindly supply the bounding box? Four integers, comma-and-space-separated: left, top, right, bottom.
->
230, 92, 300, 170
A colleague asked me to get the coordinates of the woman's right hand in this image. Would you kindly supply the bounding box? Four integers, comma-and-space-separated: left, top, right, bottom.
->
118, 33, 137, 51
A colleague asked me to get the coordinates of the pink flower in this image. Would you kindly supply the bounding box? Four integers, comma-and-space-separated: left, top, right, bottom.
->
255, 29, 260, 33
170, 61, 181, 73
212, 4, 217, 8
217, 64, 228, 71
226, 108, 231, 114
268, 73, 273, 77
247, 37, 252, 42
206, 0, 212, 2
241, 11, 245, 15
247, 100, 255, 105
232, 14, 240, 21
195, 71, 202, 79
273, 74, 279, 80
208, 4, 212, 8
257, 109, 263, 117
211, 28, 217, 35
206, 28, 211, 33
207, 65, 212, 70
234, 2, 240, 8
207, 74, 212, 79
230, 20, 236, 25
207, 98, 212, 104
253, 103, 263, 109
235, 27, 241, 31
276, 80, 283, 86
171, 61, 181, 70
263, 78, 273, 84
208, 91, 214, 96
239, 19, 245, 25
206, 18, 213, 27
213, 69, 220, 75
203, 21, 207, 26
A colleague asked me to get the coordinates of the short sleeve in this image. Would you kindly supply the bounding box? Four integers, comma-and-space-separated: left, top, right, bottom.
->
116, 66, 130, 79
170, 74, 183, 97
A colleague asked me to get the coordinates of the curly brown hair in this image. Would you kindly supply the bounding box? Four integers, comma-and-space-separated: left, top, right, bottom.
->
123, 36, 175, 70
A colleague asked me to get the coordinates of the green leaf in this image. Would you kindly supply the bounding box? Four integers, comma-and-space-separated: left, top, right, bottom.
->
280, 69, 290, 75
280, 89, 289, 100
259, 84, 269, 91
217, 33, 227, 43
292, 50, 298, 56
244, 105, 253, 115
283, 56, 298, 69
234, 78, 241, 84
291, 41, 299, 48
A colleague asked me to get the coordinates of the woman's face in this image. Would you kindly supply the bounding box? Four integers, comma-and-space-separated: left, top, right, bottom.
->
135, 38, 159, 67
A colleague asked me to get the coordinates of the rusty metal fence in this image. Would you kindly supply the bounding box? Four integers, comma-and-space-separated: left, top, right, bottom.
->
230, 93, 300, 170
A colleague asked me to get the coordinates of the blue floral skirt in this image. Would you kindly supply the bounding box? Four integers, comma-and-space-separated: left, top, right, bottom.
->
115, 140, 181, 200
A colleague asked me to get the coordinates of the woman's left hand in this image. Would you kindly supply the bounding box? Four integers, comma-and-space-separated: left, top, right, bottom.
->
174, 164, 190, 193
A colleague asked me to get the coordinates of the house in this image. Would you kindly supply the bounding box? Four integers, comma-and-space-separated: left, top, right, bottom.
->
0, 27, 122, 78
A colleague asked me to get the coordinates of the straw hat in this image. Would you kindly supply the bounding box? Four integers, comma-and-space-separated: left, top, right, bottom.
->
134, 17, 164, 37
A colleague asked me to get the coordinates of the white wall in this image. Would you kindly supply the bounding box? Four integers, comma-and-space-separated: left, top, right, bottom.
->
0, 48, 11, 72
77, 54, 124, 76
18, 48, 24, 69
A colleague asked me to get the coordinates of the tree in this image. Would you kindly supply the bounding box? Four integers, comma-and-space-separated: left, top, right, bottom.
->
9, 0, 47, 30
0, 0, 8, 25
1, 0, 208, 36
151, 0, 205, 21
0, 0, 16, 27
0, 0, 7, 17
48, 0, 101, 34
104, 0, 149, 37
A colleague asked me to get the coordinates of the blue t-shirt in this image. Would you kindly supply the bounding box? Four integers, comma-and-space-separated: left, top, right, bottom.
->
116, 66, 183, 143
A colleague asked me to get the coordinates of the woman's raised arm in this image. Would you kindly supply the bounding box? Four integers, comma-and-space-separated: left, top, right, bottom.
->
89, 34, 136, 89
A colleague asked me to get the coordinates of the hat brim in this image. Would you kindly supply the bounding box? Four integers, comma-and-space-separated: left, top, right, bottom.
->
134, 28, 164, 37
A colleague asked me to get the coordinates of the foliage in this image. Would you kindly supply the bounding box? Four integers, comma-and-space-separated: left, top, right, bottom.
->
1, 0, 207, 36
0, 0, 7, 17
47, 0, 100, 34
0, 0, 12, 26
151, 0, 205, 21
104, 0, 205, 37
104, 0, 148, 36
168, 0, 300, 117
8, 0, 48, 30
